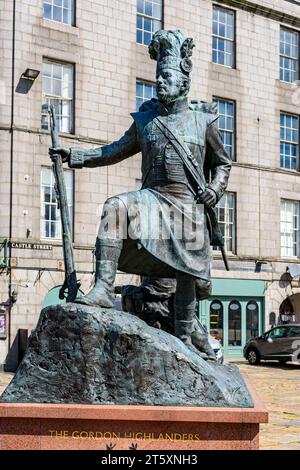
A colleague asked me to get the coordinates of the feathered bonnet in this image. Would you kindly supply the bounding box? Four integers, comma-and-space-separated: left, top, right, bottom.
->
148, 30, 195, 76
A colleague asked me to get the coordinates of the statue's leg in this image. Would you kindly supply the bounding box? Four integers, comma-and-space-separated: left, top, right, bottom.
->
174, 272, 216, 360
193, 278, 216, 360
174, 272, 197, 347
195, 278, 212, 300
191, 316, 216, 361
75, 197, 125, 307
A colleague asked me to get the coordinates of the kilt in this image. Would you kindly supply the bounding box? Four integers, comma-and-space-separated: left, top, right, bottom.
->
114, 183, 211, 281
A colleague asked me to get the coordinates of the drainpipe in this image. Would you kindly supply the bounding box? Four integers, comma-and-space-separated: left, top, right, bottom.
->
257, 116, 261, 261
8, 0, 16, 350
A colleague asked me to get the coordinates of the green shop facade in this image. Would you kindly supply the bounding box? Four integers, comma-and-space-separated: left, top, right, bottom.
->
198, 279, 266, 358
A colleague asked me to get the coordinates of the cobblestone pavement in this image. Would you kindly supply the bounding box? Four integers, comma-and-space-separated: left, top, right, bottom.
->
0, 372, 13, 396
0, 361, 299, 450
230, 359, 300, 450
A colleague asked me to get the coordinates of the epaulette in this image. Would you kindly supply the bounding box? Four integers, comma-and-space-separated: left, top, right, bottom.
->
190, 100, 219, 126
138, 98, 159, 113
189, 100, 218, 115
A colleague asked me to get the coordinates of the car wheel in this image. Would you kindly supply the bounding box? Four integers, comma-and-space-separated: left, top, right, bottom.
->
247, 348, 261, 365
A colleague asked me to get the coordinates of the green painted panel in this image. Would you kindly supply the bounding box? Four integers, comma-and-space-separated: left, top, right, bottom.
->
43, 287, 63, 309
43, 286, 84, 308
198, 291, 265, 359
211, 278, 265, 297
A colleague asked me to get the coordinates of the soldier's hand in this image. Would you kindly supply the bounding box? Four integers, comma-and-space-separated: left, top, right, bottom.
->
198, 188, 217, 208
49, 147, 70, 163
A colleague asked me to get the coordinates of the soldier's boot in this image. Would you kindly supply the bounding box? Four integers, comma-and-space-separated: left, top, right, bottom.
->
174, 305, 201, 356
191, 317, 217, 361
174, 272, 198, 353
175, 310, 216, 360
75, 238, 122, 308
174, 269, 217, 359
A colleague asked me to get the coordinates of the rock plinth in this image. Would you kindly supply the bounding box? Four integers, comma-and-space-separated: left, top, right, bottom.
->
1, 303, 253, 407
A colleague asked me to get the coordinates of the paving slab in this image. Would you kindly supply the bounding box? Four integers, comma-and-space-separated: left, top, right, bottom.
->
230, 360, 300, 450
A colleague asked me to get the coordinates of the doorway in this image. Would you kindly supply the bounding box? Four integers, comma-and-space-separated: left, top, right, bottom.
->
207, 297, 263, 357
198, 279, 265, 358
280, 293, 300, 323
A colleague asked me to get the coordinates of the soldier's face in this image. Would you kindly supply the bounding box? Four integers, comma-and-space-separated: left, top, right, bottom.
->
156, 69, 186, 103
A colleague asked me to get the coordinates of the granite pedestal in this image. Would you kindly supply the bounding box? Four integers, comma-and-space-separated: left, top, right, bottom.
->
0, 379, 267, 450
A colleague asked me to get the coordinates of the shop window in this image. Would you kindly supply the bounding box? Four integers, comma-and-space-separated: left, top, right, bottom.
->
228, 300, 241, 346
246, 301, 259, 341
209, 299, 223, 345
279, 297, 295, 323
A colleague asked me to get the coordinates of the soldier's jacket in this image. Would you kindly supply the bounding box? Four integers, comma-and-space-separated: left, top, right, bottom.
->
68, 98, 232, 282
69, 98, 232, 204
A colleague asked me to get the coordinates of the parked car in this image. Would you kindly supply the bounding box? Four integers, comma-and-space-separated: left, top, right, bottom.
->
243, 324, 300, 365
209, 335, 224, 364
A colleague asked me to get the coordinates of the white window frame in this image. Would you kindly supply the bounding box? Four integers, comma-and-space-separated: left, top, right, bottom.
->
280, 112, 299, 171
281, 199, 300, 258
213, 97, 235, 160
280, 27, 299, 83
136, 0, 163, 46
40, 167, 74, 240
41, 59, 74, 134
213, 192, 236, 254
212, 6, 235, 68
136, 80, 156, 111
43, 0, 75, 26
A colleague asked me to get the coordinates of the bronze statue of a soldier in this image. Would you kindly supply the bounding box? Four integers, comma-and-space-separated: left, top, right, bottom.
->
50, 30, 232, 359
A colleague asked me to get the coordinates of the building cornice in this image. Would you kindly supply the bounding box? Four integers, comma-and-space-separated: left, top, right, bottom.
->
232, 161, 300, 177
214, 0, 300, 29
0, 125, 108, 146
1, 125, 299, 178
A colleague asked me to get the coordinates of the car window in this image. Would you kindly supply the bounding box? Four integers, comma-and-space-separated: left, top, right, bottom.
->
286, 326, 300, 337
268, 327, 288, 339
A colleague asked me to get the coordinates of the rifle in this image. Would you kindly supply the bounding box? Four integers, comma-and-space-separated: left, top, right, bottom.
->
153, 116, 229, 271
48, 105, 80, 301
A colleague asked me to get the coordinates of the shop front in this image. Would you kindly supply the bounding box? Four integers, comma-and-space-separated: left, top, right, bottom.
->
198, 279, 266, 358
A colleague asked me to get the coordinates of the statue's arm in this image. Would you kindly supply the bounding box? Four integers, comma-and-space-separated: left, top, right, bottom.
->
205, 122, 232, 202
69, 122, 140, 169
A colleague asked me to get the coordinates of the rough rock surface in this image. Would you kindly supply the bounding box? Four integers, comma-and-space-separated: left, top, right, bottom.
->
1, 303, 253, 407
